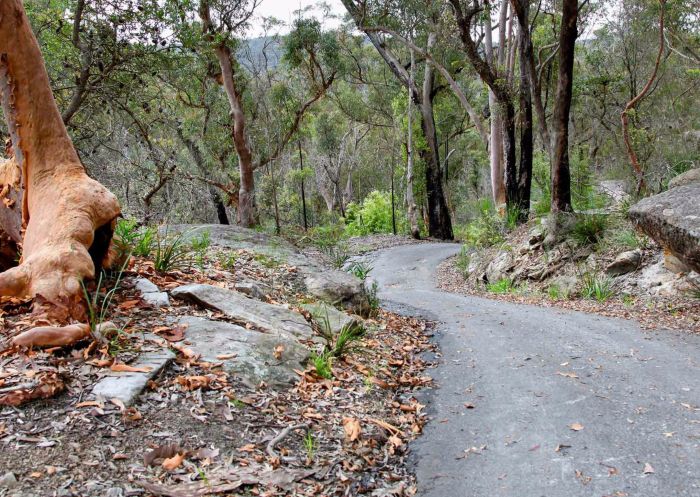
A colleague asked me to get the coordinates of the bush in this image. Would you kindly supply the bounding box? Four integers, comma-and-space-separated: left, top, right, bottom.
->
344, 191, 397, 236
571, 214, 608, 246
113, 219, 155, 259
460, 207, 505, 248
346, 261, 372, 280
455, 246, 471, 277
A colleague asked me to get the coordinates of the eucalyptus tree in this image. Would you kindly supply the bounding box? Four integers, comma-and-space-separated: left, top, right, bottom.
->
340, 0, 454, 240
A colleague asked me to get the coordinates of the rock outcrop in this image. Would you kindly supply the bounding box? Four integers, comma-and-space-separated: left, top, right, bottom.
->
629, 183, 700, 273
168, 225, 367, 314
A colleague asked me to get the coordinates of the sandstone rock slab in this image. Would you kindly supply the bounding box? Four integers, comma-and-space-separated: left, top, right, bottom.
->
629, 184, 700, 272
178, 316, 309, 387
606, 249, 642, 276
92, 349, 174, 406
301, 302, 361, 335
171, 284, 313, 340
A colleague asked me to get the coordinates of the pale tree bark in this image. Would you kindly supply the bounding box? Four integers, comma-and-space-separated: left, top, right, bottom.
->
0, 0, 121, 347
621, 0, 665, 194
550, 0, 578, 212
406, 47, 420, 239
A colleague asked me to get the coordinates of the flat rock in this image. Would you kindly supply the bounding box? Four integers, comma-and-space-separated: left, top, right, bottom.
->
166, 225, 367, 314
92, 348, 174, 406
171, 284, 313, 340
301, 302, 361, 335
606, 249, 642, 276
0, 472, 17, 489
629, 184, 700, 272
178, 316, 309, 387
134, 277, 159, 294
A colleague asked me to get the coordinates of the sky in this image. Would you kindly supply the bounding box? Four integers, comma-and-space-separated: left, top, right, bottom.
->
250, 0, 345, 36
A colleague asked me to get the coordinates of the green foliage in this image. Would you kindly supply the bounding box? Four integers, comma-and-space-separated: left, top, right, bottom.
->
113, 219, 155, 259
312, 306, 366, 358
571, 215, 608, 246
321, 243, 350, 269
344, 191, 397, 237
217, 251, 238, 271
581, 274, 615, 302
81, 260, 128, 334
458, 200, 505, 248
253, 253, 280, 268
366, 281, 380, 316
153, 229, 197, 273
303, 431, 317, 461
486, 278, 515, 294
455, 246, 472, 277
346, 261, 373, 280
310, 352, 333, 379
190, 230, 211, 271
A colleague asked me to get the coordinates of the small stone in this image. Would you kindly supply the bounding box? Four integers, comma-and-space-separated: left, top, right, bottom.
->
234, 281, 267, 301
141, 291, 170, 307
0, 472, 17, 489
668, 168, 700, 189
134, 277, 160, 294
606, 249, 642, 276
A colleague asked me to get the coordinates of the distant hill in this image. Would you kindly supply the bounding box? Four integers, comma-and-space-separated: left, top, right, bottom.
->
239, 36, 283, 70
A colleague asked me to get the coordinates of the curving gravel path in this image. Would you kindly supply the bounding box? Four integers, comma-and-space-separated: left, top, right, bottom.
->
372, 243, 700, 497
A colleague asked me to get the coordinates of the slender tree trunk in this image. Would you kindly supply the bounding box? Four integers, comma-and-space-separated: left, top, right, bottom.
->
406, 48, 420, 239
512, 0, 534, 220
298, 141, 308, 231
550, 0, 578, 212
420, 33, 453, 240
0, 0, 121, 347
621, 0, 665, 194
269, 160, 281, 235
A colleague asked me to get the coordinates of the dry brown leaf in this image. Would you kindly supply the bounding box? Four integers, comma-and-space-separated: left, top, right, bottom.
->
569, 423, 584, 431
643, 463, 655, 474
111, 363, 153, 373
175, 375, 212, 391
273, 344, 284, 360
162, 452, 185, 471
556, 371, 579, 379
342, 417, 362, 442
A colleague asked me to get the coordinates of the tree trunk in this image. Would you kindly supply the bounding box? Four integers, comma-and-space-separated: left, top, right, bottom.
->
0, 0, 121, 347
298, 141, 308, 231
406, 48, 420, 239
512, 0, 534, 220
420, 34, 453, 240
550, 0, 577, 213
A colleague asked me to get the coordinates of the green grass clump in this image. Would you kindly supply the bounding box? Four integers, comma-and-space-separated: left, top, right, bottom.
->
310, 352, 333, 379
346, 261, 373, 280
571, 215, 608, 246
113, 219, 155, 259
581, 274, 615, 302
455, 246, 471, 277
487, 278, 515, 294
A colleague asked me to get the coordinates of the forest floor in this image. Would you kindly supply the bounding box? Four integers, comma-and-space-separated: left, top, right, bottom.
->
0, 238, 435, 497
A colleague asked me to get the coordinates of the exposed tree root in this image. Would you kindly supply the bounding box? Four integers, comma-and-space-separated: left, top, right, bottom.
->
0, 0, 121, 347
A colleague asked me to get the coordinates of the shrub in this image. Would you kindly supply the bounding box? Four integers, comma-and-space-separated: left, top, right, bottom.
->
344, 190, 397, 236
581, 274, 614, 302
571, 215, 608, 246
460, 202, 505, 248
366, 281, 380, 316
321, 243, 350, 269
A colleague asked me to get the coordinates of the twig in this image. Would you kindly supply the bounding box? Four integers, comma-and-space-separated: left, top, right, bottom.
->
266, 423, 310, 459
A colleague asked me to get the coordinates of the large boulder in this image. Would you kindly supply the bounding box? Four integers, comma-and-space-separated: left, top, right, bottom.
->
629, 184, 700, 273
171, 284, 314, 341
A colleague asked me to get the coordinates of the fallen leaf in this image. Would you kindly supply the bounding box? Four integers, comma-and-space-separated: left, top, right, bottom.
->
556, 371, 579, 379
342, 417, 362, 442
273, 344, 284, 360
569, 423, 584, 431
111, 363, 153, 373
162, 453, 185, 471
463, 402, 476, 409
175, 375, 212, 391
144, 444, 183, 467
643, 463, 655, 474
155, 325, 186, 343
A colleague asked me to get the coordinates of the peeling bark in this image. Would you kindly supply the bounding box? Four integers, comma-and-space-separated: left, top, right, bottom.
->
0, 0, 120, 346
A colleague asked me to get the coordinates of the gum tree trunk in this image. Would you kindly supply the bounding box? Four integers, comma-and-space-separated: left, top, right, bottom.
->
550, 0, 578, 212
0, 0, 121, 347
